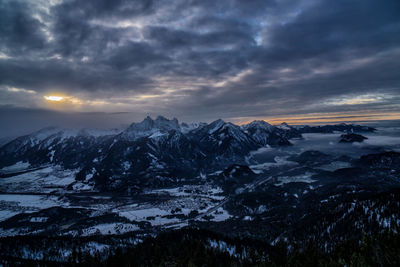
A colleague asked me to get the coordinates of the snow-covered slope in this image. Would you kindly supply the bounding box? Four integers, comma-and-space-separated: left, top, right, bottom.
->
242, 120, 292, 146
188, 119, 259, 160
180, 122, 207, 134
122, 116, 180, 140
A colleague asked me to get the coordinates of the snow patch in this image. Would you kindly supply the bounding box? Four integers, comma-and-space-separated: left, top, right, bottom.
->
275, 172, 317, 186
81, 223, 139, 236
316, 161, 351, 171
0, 161, 30, 172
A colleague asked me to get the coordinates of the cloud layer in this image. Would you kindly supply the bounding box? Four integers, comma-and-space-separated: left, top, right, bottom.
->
0, 0, 399, 129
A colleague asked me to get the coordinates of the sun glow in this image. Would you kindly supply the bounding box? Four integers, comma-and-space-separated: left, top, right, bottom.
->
44, 95, 64, 101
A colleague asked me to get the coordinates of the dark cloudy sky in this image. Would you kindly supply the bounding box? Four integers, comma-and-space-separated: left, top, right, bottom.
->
1, 0, 400, 137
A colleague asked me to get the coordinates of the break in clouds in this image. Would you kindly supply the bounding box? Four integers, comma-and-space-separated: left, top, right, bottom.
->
0, 0, 400, 135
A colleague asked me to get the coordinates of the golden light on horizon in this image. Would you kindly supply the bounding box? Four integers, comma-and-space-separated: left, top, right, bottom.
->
235, 111, 400, 126
44, 95, 64, 101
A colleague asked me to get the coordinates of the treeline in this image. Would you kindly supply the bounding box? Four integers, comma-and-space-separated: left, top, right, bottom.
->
1, 229, 400, 266
91, 230, 400, 266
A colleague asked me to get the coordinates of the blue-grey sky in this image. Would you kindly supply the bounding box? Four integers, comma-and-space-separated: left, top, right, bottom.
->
0, 0, 400, 137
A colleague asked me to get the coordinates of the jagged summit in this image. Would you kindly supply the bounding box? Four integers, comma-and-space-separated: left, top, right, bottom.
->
127, 116, 180, 131
123, 116, 181, 140
180, 122, 207, 133
277, 122, 291, 130
242, 120, 274, 132
243, 120, 293, 146
191, 119, 247, 140
206, 119, 226, 134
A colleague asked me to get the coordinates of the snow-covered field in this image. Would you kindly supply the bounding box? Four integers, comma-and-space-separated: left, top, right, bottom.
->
80, 223, 140, 236
0, 169, 231, 236
275, 172, 317, 186
249, 156, 298, 174
316, 161, 351, 171
0, 160, 235, 237
114, 186, 229, 227
0, 161, 30, 172
0, 165, 93, 193
0, 194, 68, 221
147, 185, 225, 200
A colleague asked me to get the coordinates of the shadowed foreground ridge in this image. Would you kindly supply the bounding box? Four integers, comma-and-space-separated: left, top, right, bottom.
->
1, 229, 400, 266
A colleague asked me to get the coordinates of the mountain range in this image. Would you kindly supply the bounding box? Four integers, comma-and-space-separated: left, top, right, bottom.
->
0, 116, 375, 192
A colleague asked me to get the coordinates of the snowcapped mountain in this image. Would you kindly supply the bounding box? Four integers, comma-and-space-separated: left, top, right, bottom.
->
0, 116, 378, 192
188, 119, 260, 163
0, 127, 121, 169
242, 120, 292, 146
274, 122, 303, 139
122, 116, 180, 140
89, 122, 206, 191
180, 122, 207, 134
243, 120, 275, 132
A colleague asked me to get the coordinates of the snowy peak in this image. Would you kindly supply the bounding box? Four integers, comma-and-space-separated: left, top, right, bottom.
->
180, 122, 207, 133
187, 119, 259, 159
242, 120, 293, 146
77, 128, 123, 137
202, 119, 250, 143
4, 127, 80, 151
27, 127, 67, 141
277, 122, 291, 130
123, 116, 181, 140
27, 127, 121, 141
273, 122, 302, 140
243, 120, 274, 132
207, 119, 227, 134
218, 122, 251, 143
126, 116, 180, 132
154, 116, 180, 131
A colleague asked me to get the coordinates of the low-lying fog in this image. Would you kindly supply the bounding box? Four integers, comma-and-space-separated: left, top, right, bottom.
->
251, 127, 400, 163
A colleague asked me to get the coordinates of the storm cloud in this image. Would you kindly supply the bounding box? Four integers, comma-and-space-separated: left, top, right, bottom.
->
0, 0, 399, 134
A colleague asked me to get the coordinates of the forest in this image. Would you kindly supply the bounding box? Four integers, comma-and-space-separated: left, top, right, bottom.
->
1, 228, 400, 266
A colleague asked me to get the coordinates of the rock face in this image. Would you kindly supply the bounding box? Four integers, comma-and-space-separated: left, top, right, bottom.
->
339, 133, 368, 143
122, 116, 180, 140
